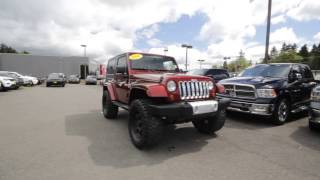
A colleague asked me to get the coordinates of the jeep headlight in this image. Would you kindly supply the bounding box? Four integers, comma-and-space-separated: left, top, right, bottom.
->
208, 81, 214, 90
257, 89, 277, 98
167, 80, 177, 92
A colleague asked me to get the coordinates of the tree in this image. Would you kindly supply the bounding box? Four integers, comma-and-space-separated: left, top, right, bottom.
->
270, 46, 278, 60
223, 61, 228, 70
310, 44, 318, 56
298, 44, 309, 57
0, 43, 18, 53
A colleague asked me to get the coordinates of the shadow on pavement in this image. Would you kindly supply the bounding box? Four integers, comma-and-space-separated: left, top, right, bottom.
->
65, 110, 215, 168
290, 126, 320, 152
226, 111, 307, 130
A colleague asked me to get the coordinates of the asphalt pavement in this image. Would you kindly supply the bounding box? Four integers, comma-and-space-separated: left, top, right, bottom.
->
0, 84, 320, 180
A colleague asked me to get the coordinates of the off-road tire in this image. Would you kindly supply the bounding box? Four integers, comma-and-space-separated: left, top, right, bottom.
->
273, 99, 290, 125
129, 99, 164, 149
192, 110, 226, 134
102, 90, 118, 119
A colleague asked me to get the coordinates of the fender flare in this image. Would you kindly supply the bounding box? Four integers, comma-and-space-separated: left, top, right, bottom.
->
131, 84, 169, 98
104, 83, 117, 101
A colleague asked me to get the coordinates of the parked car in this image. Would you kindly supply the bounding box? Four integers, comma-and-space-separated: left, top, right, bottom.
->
46, 73, 66, 87
0, 71, 32, 86
187, 69, 230, 82
102, 52, 230, 149
218, 63, 316, 125
25, 75, 39, 85
0, 76, 17, 91
85, 75, 97, 85
309, 85, 320, 130
68, 75, 80, 84
0, 71, 23, 89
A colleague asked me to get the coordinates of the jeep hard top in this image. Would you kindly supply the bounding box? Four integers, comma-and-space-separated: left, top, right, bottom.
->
102, 52, 230, 149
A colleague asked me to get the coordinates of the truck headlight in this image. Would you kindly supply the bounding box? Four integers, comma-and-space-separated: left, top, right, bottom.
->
257, 89, 277, 98
167, 80, 177, 92
311, 88, 320, 101
208, 81, 214, 90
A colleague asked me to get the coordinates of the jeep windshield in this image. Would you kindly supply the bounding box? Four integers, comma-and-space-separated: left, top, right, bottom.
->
130, 54, 179, 72
239, 64, 291, 78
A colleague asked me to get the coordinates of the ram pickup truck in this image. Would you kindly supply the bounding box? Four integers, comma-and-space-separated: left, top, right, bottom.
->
218, 63, 316, 125
102, 52, 230, 149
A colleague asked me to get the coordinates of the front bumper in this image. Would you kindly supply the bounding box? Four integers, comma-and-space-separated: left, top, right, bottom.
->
309, 101, 320, 125
149, 98, 230, 123
226, 100, 274, 116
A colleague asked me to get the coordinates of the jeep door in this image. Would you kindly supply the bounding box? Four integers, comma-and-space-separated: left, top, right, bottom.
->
115, 55, 130, 103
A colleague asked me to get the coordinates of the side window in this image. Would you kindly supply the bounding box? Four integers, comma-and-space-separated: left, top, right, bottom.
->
107, 58, 116, 74
116, 56, 127, 73
300, 65, 314, 79
291, 65, 301, 74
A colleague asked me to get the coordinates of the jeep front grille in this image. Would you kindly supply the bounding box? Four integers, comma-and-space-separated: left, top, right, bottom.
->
223, 84, 256, 99
179, 81, 210, 100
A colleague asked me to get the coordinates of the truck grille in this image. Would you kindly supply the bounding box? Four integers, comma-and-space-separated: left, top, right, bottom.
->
223, 84, 256, 99
179, 81, 210, 100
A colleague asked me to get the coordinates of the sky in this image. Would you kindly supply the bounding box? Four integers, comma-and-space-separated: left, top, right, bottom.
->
0, 0, 320, 69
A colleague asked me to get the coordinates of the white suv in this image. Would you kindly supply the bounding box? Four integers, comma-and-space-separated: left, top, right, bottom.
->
0, 76, 16, 90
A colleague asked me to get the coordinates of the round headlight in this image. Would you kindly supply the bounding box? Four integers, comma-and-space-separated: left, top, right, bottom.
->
167, 80, 177, 92
208, 81, 214, 90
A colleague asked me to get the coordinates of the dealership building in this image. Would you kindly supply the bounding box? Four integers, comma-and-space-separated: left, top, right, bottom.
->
0, 53, 91, 78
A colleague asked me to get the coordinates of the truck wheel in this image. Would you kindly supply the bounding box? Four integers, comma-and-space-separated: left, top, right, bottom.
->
273, 99, 290, 125
102, 90, 118, 119
129, 99, 163, 149
192, 110, 226, 134
309, 122, 318, 131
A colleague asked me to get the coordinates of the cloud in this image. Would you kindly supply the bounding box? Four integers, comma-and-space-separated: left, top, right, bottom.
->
287, 0, 320, 21
271, 15, 286, 24
314, 32, 320, 42
270, 27, 300, 44
147, 38, 163, 47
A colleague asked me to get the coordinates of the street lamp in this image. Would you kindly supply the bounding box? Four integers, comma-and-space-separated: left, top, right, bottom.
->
197, 59, 205, 69
181, 44, 193, 71
80, 44, 87, 57
264, 0, 272, 63
164, 47, 168, 55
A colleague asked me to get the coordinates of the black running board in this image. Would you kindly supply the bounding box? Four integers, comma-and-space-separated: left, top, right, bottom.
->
112, 101, 129, 110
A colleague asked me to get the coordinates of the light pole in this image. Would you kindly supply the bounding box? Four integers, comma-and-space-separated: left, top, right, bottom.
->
80, 44, 87, 57
264, 0, 272, 63
181, 44, 192, 71
164, 47, 168, 55
197, 59, 205, 69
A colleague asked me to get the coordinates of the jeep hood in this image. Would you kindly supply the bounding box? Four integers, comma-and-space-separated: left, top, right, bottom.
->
219, 76, 286, 88
132, 73, 211, 83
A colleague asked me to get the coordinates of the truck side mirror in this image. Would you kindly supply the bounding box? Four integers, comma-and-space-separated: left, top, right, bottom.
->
289, 72, 302, 82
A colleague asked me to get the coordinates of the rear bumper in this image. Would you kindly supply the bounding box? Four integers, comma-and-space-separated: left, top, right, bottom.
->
149, 98, 230, 123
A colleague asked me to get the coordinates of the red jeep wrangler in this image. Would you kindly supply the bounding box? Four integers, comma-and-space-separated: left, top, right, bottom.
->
102, 52, 230, 149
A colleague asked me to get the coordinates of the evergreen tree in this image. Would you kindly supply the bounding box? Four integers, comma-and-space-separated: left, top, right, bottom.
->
298, 44, 309, 63
270, 46, 278, 60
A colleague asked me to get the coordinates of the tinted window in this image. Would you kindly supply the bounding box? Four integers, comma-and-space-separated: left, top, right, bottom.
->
107, 58, 116, 74
130, 54, 178, 72
116, 56, 127, 72
48, 73, 60, 79
208, 69, 229, 76
239, 64, 291, 78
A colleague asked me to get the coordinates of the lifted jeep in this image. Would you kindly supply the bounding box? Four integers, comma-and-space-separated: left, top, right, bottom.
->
102, 52, 230, 149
